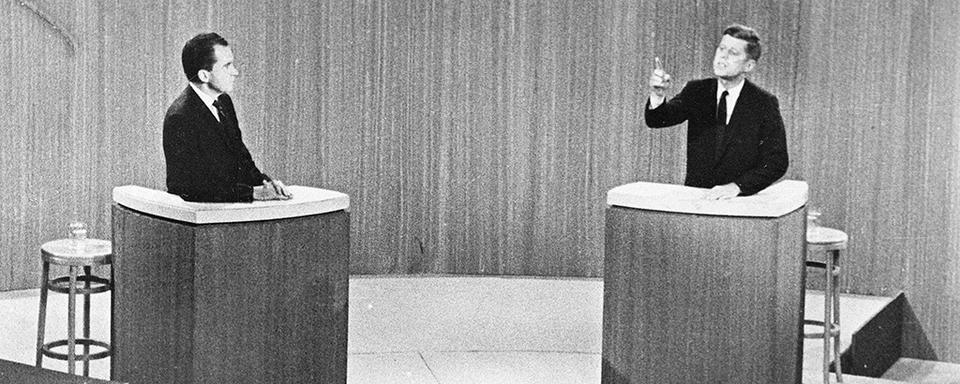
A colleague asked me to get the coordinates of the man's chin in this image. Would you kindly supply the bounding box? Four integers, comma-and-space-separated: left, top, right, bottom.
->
715, 72, 737, 81
210, 84, 234, 94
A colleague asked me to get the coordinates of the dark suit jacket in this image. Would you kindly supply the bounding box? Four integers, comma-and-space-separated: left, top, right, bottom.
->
645, 78, 788, 196
163, 86, 269, 202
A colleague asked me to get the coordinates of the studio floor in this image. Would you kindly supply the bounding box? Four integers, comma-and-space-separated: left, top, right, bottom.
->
0, 275, 920, 383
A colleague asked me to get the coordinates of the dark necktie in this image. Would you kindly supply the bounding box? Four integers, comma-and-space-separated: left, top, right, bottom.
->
716, 90, 728, 161
212, 98, 227, 123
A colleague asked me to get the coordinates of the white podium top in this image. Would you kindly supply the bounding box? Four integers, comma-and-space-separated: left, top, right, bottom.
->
606, 180, 808, 218
113, 185, 350, 224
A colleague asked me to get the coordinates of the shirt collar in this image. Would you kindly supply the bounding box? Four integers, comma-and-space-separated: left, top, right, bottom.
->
189, 82, 221, 108
716, 78, 746, 100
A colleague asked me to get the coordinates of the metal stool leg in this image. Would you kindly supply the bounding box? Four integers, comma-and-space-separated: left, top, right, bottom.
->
823, 252, 832, 384
832, 250, 843, 382
67, 266, 78, 374
35, 261, 50, 367
83, 265, 92, 377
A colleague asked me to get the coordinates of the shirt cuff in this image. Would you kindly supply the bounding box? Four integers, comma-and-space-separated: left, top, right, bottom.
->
648, 94, 665, 109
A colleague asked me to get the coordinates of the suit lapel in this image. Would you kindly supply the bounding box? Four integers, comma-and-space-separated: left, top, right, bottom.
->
716, 79, 756, 161
726, 79, 755, 128
215, 95, 243, 153
184, 86, 234, 150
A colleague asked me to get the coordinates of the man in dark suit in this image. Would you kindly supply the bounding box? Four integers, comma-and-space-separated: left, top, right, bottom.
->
164, 32, 290, 202
645, 24, 788, 199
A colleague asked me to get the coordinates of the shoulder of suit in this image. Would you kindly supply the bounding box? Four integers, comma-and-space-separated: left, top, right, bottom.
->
689, 78, 715, 89
744, 79, 777, 100
166, 87, 202, 118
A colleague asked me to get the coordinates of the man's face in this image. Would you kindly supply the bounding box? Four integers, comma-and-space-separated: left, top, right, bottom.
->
204, 45, 239, 94
713, 34, 755, 80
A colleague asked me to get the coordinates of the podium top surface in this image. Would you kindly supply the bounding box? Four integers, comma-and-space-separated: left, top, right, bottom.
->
112, 185, 350, 224
606, 180, 808, 218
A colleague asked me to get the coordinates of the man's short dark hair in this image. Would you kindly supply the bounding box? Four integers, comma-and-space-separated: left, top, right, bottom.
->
182, 33, 228, 83
722, 24, 761, 61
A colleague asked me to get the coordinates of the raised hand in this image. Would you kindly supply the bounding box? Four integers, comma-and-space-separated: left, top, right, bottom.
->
649, 56, 672, 98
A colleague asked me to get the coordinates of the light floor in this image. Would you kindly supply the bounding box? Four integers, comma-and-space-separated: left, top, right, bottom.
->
0, 275, 908, 383
883, 358, 960, 384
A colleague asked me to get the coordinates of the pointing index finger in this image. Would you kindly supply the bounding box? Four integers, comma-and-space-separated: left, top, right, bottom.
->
655, 56, 663, 71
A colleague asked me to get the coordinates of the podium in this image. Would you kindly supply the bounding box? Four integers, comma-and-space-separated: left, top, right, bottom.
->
601, 180, 808, 384
110, 185, 350, 384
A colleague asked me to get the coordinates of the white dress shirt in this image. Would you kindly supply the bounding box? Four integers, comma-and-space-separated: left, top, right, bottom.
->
715, 78, 745, 125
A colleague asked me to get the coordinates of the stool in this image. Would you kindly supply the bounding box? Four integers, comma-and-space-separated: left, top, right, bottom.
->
804, 225, 848, 383
35, 238, 113, 376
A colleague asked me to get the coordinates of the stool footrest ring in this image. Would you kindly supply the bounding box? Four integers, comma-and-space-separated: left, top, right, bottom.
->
47, 275, 112, 295
804, 261, 841, 276
803, 319, 841, 338
41, 338, 111, 361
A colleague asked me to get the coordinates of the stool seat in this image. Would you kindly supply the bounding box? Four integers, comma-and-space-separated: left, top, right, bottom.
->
41, 239, 112, 266
807, 226, 847, 251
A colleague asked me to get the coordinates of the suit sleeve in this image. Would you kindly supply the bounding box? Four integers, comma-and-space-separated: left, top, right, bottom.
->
163, 111, 256, 202
227, 122, 270, 187
220, 96, 270, 188
733, 94, 789, 195
644, 82, 697, 128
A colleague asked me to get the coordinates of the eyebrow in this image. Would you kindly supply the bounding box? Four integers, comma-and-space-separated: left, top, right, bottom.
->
718, 44, 740, 53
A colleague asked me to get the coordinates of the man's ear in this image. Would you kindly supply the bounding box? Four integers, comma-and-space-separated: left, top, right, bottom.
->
744, 59, 757, 73
197, 69, 210, 83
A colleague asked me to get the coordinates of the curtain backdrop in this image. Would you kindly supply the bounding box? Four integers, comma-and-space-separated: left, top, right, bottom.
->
2, 0, 958, 362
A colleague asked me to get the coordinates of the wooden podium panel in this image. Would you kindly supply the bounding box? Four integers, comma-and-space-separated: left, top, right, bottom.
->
110, 186, 349, 384
602, 181, 807, 384
0, 359, 124, 383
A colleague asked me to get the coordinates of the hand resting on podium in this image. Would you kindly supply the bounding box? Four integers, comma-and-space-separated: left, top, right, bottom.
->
254, 179, 293, 201
702, 182, 741, 200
